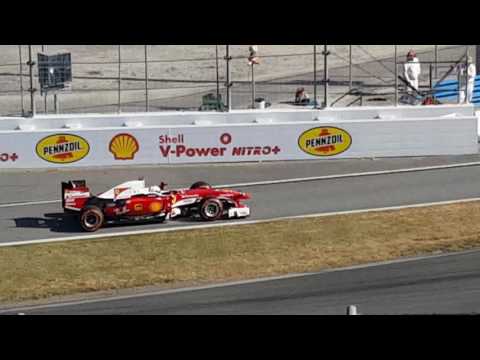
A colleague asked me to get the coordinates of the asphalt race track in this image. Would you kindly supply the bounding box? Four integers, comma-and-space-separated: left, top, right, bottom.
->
6, 249, 480, 315
2, 153, 480, 244
2, 153, 480, 314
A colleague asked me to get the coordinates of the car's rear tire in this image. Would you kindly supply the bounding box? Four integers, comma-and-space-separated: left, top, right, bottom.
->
80, 206, 104, 232
190, 181, 211, 190
199, 198, 223, 221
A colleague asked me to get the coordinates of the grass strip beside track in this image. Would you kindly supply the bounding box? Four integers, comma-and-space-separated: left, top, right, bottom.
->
2, 201, 480, 304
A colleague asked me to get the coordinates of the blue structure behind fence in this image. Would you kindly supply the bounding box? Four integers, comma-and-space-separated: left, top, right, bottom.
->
433, 76, 480, 105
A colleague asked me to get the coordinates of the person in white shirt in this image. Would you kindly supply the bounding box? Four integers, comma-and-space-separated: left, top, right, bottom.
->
404, 50, 421, 96
458, 56, 476, 103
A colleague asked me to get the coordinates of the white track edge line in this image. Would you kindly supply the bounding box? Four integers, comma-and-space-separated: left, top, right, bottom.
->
1, 160, 480, 209
2, 196, 480, 248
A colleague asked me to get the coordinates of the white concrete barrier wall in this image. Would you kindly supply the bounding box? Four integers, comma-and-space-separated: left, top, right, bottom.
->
0, 111, 477, 169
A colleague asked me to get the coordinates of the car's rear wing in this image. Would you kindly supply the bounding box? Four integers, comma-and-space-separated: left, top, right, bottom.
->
62, 180, 91, 211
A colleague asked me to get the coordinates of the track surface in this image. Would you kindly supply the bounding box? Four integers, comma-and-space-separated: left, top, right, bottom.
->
4, 250, 480, 314
2, 153, 480, 314
1, 153, 480, 244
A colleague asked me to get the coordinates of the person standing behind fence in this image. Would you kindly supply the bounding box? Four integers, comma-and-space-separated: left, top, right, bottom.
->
457, 56, 476, 104
404, 50, 421, 98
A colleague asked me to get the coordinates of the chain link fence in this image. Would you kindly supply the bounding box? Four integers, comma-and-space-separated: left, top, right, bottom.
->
0, 45, 473, 117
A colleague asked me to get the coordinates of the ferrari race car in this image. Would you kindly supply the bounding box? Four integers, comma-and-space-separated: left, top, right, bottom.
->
62, 179, 251, 232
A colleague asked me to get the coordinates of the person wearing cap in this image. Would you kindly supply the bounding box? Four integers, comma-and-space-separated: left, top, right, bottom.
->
404, 50, 421, 100
248, 46, 260, 66
457, 56, 476, 103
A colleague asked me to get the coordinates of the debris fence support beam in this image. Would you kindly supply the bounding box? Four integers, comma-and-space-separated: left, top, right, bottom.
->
145, 45, 149, 112
349, 45, 353, 90
314, 45, 317, 109
225, 45, 232, 111
394, 45, 398, 106
18, 45, 24, 117
323, 44, 329, 108
434, 45, 438, 79
118, 45, 121, 113
251, 63, 255, 109
477, 45, 480, 77
28, 45, 35, 117
215, 45, 220, 106
42, 45, 47, 114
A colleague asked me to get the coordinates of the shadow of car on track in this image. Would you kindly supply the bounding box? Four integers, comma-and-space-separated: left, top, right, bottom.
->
13, 213, 83, 233
13, 213, 211, 234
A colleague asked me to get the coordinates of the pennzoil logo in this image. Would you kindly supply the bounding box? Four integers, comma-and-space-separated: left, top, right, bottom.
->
36, 134, 90, 164
109, 133, 139, 160
298, 127, 352, 157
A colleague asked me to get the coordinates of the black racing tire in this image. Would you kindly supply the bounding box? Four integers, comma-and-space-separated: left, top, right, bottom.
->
190, 181, 212, 190
80, 205, 104, 232
199, 198, 224, 221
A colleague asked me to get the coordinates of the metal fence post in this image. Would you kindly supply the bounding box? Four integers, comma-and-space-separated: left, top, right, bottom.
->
215, 45, 220, 107
18, 45, 25, 117
323, 44, 329, 108
434, 45, 438, 79
465, 54, 469, 104
225, 45, 231, 111
429, 64, 433, 91
349, 45, 353, 90
144, 45, 149, 112
394, 45, 398, 106
118, 45, 121, 113
251, 62, 255, 109
28, 45, 36, 117
314, 45, 317, 109
42, 45, 47, 114
54, 94, 59, 114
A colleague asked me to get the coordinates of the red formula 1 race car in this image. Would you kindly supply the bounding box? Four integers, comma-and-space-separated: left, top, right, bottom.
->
62, 179, 251, 232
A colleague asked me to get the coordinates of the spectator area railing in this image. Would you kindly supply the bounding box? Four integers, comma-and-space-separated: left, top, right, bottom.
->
433, 76, 480, 104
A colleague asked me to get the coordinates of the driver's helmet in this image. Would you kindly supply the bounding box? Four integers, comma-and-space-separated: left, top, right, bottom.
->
149, 185, 161, 193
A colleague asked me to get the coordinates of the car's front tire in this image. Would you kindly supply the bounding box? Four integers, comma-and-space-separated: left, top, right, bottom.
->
80, 205, 104, 232
199, 198, 223, 221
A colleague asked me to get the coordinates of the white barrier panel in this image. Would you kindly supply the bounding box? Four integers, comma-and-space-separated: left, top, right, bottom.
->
0, 104, 475, 131
0, 116, 477, 169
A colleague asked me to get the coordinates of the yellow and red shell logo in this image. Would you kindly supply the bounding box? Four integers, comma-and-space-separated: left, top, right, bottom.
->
298, 127, 352, 157
149, 201, 163, 213
109, 133, 139, 160
36, 134, 90, 164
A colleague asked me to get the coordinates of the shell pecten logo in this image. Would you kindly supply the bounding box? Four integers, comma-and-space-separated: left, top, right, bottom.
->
298, 127, 352, 157
36, 134, 90, 164
109, 133, 139, 160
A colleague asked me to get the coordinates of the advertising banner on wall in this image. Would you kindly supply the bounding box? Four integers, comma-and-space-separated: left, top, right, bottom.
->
0, 117, 477, 169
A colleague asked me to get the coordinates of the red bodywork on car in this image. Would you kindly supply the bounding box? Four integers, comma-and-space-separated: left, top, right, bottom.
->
62, 180, 251, 232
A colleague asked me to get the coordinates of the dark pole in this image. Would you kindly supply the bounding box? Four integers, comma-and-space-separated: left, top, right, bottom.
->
18, 45, 25, 117
323, 44, 329, 108
42, 45, 47, 114
349, 45, 353, 90
144, 45, 149, 112
215, 45, 220, 105
394, 45, 398, 106
118, 45, 121, 113
225, 45, 231, 111
313, 45, 318, 109
28, 45, 36, 117
251, 63, 255, 109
